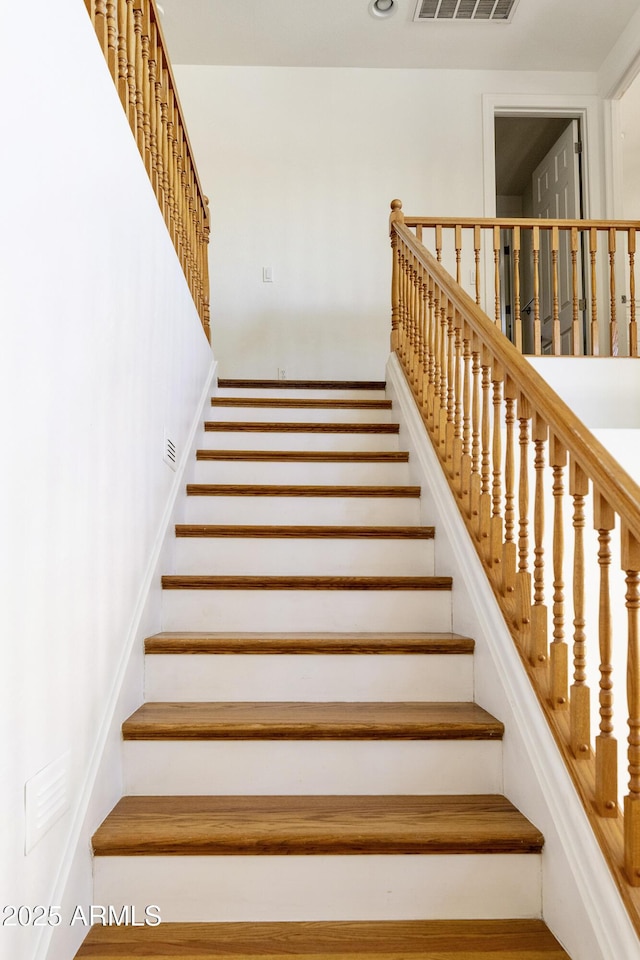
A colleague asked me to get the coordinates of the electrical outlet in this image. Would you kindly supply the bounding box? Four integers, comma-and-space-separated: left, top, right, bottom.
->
278, 368, 286, 381
263, 266, 274, 283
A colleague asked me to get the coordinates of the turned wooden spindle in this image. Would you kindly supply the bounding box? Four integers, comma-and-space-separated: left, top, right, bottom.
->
550, 436, 568, 709
493, 226, 501, 327
571, 227, 580, 356
502, 380, 517, 598
116, 0, 129, 111
533, 226, 541, 355
455, 224, 462, 287
623, 524, 640, 884
630, 228, 638, 357
551, 226, 560, 355
421, 266, 430, 411
441, 301, 454, 461
461, 332, 472, 509
531, 414, 548, 666
515, 398, 532, 654
590, 227, 599, 355
474, 225, 481, 306
569, 459, 590, 757
513, 226, 522, 352
426, 276, 436, 425
594, 492, 617, 817
389, 201, 403, 352
125, 0, 138, 139
106, 0, 118, 75
609, 228, 618, 356
94, 0, 108, 59
490, 364, 504, 571
435, 224, 443, 264
478, 352, 492, 551
452, 320, 463, 489
469, 342, 482, 526
139, 1, 152, 174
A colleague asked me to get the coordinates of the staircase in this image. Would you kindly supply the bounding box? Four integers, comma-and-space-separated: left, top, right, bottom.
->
75, 379, 570, 958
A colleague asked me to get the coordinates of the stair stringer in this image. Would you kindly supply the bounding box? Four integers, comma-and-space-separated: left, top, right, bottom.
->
386, 352, 640, 960
41, 360, 218, 960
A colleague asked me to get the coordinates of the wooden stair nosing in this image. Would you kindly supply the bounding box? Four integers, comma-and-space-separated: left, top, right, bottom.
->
203, 421, 400, 434
122, 701, 504, 741
216, 379, 387, 390
91, 794, 544, 857
211, 397, 393, 409
73, 918, 571, 958
195, 449, 409, 462
161, 575, 452, 591
186, 484, 421, 498
143, 632, 475, 655
174, 524, 435, 540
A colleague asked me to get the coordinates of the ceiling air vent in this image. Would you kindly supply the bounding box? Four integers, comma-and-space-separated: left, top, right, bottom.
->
414, 0, 519, 21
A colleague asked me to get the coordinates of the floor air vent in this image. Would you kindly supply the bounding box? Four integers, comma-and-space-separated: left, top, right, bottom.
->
414, 0, 519, 21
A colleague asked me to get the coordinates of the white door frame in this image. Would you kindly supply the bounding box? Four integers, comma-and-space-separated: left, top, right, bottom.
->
481, 94, 605, 220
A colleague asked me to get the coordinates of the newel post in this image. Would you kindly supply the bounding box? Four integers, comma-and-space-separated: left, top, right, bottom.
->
390, 199, 404, 352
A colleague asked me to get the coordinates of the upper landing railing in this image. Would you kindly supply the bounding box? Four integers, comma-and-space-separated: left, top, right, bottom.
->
389, 199, 640, 932
84, 0, 211, 341
403, 212, 640, 358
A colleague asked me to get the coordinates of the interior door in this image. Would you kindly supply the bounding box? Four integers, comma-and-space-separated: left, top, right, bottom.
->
531, 119, 583, 354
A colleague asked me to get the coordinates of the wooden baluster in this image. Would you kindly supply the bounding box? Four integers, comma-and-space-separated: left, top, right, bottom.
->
432, 284, 442, 442
426, 276, 436, 429
416, 224, 422, 243
452, 318, 463, 493
202, 196, 211, 341
153, 28, 166, 213
594, 492, 617, 817
116, 0, 129, 111
389, 202, 403, 352
160, 52, 171, 224
609, 228, 618, 356
94, 1, 108, 60
147, 21, 160, 197
85, 0, 93, 16
502, 379, 517, 598
516, 398, 532, 654
513, 226, 522, 352
570, 459, 590, 758
398, 252, 407, 366
138, 1, 152, 174
623, 524, 640, 885
490, 363, 504, 571
478, 350, 492, 554
416, 263, 425, 406
550, 436, 568, 709
470, 340, 482, 530
571, 227, 580, 356
106, 0, 118, 76
167, 85, 178, 245
461, 330, 472, 513
441, 300, 454, 460
531, 415, 548, 666
421, 266, 430, 413
411, 262, 420, 395
474, 225, 481, 306
125, 0, 138, 139
455, 225, 462, 286
176, 125, 188, 275
133, 0, 145, 154
435, 225, 443, 264
551, 226, 560, 355
590, 227, 599, 356
406, 260, 415, 387
533, 225, 541, 355
630, 228, 638, 357
494, 225, 501, 327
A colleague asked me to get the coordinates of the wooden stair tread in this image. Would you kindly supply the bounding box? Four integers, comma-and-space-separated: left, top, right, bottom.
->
203, 422, 400, 434
161, 575, 452, 591
74, 918, 571, 958
122, 701, 504, 741
144, 632, 475, 655
217, 379, 386, 390
175, 525, 435, 539
92, 795, 543, 856
186, 484, 421, 498
211, 398, 393, 409
195, 450, 409, 462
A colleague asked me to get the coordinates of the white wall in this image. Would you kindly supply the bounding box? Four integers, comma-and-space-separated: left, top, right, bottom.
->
173, 65, 597, 381
0, 4, 213, 959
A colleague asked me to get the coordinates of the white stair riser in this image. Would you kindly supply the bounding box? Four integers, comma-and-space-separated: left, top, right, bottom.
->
208, 408, 393, 424
215, 389, 388, 401
181, 497, 421, 526
94, 854, 541, 922
191, 461, 410, 486
193, 433, 400, 452
123, 740, 502, 795
171, 538, 435, 576
144, 654, 473, 702
161, 589, 452, 633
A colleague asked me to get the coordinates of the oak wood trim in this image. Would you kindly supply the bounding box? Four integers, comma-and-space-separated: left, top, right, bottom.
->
203, 421, 400, 434
122, 701, 504, 741
161, 575, 452, 591
174, 524, 435, 539
92, 794, 544, 857
217, 379, 386, 390
195, 450, 409, 462
143, 632, 475, 655
186, 484, 421, 498
211, 398, 392, 409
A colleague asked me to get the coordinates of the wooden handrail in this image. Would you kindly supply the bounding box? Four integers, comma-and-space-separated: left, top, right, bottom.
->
402, 211, 640, 358
85, 0, 211, 341
390, 198, 640, 931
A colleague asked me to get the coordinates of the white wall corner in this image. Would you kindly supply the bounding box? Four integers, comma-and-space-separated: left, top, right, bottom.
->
386, 352, 640, 960
40, 358, 217, 960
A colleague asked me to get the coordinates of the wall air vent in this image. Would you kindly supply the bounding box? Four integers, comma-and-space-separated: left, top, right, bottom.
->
414, 0, 519, 21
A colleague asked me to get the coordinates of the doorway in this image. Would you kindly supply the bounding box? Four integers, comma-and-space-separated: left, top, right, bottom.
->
494, 115, 587, 353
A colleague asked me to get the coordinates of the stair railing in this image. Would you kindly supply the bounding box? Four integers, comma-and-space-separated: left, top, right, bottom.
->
84, 0, 211, 341
402, 212, 640, 358
390, 198, 640, 929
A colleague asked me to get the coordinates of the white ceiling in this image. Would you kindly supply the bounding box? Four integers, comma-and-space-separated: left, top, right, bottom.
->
157, 0, 640, 72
